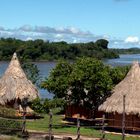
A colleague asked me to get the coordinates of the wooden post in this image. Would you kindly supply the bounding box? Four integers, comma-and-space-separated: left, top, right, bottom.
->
102, 114, 105, 139
49, 109, 53, 140
76, 114, 80, 140
122, 95, 126, 140
21, 98, 28, 136
22, 106, 26, 135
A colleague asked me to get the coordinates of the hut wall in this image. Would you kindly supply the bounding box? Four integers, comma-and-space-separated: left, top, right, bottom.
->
107, 113, 140, 130
65, 105, 92, 119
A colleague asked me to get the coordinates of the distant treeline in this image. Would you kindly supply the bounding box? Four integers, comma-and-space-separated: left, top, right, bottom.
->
111, 48, 140, 54
0, 38, 119, 61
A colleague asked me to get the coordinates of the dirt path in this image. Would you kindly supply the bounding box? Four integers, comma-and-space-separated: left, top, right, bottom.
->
28, 131, 100, 140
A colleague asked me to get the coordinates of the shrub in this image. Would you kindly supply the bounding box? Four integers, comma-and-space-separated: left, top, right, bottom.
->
30, 98, 66, 114
0, 117, 22, 135
0, 106, 18, 118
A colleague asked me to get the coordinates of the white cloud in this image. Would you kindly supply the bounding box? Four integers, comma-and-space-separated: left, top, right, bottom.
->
0, 25, 140, 48
26, 37, 33, 41
125, 36, 139, 43
55, 34, 63, 38
0, 25, 100, 43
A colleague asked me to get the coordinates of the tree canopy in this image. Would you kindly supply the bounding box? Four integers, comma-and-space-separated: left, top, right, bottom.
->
0, 38, 119, 61
42, 57, 129, 112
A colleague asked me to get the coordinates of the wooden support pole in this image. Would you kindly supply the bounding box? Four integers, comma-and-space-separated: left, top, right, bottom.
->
22, 106, 26, 135
49, 109, 53, 140
122, 95, 126, 140
76, 114, 80, 140
102, 114, 105, 140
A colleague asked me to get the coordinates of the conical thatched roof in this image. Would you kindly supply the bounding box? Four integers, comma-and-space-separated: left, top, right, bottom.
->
99, 61, 140, 115
0, 53, 39, 105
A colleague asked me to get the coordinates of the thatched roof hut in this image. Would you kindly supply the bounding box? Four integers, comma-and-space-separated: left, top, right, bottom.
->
0, 53, 39, 106
99, 61, 140, 130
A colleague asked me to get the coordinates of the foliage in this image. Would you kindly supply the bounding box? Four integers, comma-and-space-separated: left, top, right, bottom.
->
95, 39, 109, 49
29, 98, 66, 113
42, 57, 129, 113
111, 47, 140, 54
0, 38, 118, 61
109, 65, 130, 85
41, 60, 72, 98
21, 60, 41, 86
0, 118, 21, 129
0, 106, 18, 118
29, 98, 44, 113
69, 57, 113, 110
0, 117, 22, 135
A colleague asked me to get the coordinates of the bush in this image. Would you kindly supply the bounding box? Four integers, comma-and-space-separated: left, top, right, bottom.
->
30, 98, 66, 114
0, 106, 19, 118
29, 98, 44, 113
0, 117, 22, 135
0, 118, 21, 129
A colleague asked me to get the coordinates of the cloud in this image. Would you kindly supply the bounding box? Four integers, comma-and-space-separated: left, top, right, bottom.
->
0, 25, 140, 48
26, 37, 33, 41
108, 36, 140, 48
0, 25, 102, 43
125, 36, 139, 43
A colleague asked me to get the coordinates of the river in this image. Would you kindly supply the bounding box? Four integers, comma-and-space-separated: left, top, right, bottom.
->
104, 54, 140, 66
0, 54, 139, 99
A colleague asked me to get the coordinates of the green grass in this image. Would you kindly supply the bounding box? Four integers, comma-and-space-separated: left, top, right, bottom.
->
26, 113, 140, 140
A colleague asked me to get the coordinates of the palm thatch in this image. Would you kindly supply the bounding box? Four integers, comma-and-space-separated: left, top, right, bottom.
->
99, 61, 140, 115
0, 53, 39, 106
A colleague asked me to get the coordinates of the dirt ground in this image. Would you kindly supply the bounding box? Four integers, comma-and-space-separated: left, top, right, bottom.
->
28, 132, 100, 140
0, 133, 100, 140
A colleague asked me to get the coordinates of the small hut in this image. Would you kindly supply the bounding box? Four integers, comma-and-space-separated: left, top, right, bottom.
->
0, 53, 39, 112
99, 61, 140, 130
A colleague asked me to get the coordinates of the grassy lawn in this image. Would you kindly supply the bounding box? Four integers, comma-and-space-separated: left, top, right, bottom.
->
26, 113, 140, 140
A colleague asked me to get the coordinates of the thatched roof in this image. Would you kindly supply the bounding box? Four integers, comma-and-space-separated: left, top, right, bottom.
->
99, 61, 140, 115
0, 53, 39, 105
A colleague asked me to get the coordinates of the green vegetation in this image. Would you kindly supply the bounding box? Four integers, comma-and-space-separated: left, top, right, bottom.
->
0, 106, 17, 118
26, 111, 140, 140
21, 61, 41, 86
42, 57, 129, 116
0, 38, 118, 61
0, 118, 21, 130
111, 48, 140, 54
29, 98, 65, 113
0, 117, 22, 135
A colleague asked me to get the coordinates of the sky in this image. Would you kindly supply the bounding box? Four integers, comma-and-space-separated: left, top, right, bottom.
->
0, 0, 140, 48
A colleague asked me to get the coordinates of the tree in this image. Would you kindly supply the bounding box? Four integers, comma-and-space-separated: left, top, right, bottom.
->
42, 58, 112, 112
110, 65, 130, 85
41, 60, 72, 98
21, 61, 41, 87
95, 39, 109, 49
69, 57, 113, 111
42, 57, 129, 118
0, 38, 118, 61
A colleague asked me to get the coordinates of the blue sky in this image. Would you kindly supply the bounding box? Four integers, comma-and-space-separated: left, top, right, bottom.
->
0, 0, 140, 48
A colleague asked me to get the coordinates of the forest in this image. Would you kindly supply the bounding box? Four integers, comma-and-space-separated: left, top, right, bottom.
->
111, 48, 140, 54
0, 38, 119, 61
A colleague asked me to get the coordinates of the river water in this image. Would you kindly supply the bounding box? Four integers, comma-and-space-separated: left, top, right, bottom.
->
0, 54, 139, 99
104, 54, 140, 66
